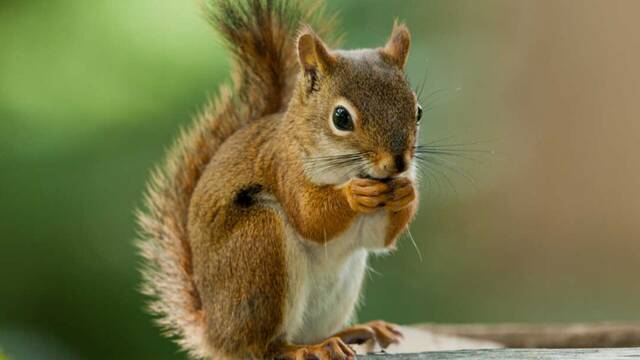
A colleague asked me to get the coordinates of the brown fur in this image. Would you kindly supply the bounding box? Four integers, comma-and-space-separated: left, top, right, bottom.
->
137, 1, 333, 358
138, 0, 420, 359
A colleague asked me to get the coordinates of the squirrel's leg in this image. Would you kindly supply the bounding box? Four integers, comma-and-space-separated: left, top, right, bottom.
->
332, 179, 416, 350
384, 177, 418, 246
190, 204, 288, 359
268, 337, 356, 360
282, 177, 390, 243
332, 321, 403, 349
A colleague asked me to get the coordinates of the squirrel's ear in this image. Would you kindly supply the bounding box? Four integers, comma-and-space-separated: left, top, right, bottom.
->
381, 21, 411, 70
297, 27, 336, 76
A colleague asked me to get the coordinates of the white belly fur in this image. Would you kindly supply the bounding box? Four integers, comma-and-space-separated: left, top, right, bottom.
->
280, 209, 390, 344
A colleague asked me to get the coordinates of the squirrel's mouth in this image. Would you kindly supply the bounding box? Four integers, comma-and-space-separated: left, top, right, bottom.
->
359, 162, 413, 181
359, 152, 413, 180
358, 172, 392, 182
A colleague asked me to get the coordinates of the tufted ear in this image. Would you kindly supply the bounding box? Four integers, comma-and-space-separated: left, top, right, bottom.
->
297, 26, 336, 77
381, 20, 411, 70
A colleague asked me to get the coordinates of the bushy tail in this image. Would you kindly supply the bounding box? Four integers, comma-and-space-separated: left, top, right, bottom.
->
136, 0, 335, 358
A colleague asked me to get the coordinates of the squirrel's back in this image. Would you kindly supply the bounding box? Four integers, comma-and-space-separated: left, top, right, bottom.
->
136, 1, 335, 358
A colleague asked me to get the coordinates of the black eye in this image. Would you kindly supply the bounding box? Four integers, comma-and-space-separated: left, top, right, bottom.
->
332, 106, 354, 131
416, 104, 423, 124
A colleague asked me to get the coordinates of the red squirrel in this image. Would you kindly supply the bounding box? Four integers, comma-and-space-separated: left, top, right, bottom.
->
138, 1, 421, 358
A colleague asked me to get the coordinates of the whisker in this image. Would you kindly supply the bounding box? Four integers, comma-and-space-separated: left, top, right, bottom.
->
425, 88, 460, 105
417, 147, 494, 155
304, 152, 367, 164
311, 157, 363, 168
419, 155, 478, 190
310, 158, 367, 174
304, 153, 368, 170
323, 228, 328, 262
406, 228, 423, 263
432, 163, 457, 194
425, 88, 450, 99
414, 156, 457, 194
366, 264, 382, 279
416, 150, 484, 164
338, 160, 366, 179
416, 59, 430, 101
415, 159, 444, 196
422, 135, 459, 146
416, 144, 495, 152
420, 138, 499, 148
303, 151, 373, 183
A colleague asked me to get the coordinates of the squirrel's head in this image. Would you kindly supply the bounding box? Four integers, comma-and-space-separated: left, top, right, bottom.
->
292, 22, 421, 185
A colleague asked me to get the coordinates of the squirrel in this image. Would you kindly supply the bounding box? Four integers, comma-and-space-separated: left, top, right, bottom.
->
137, 0, 421, 359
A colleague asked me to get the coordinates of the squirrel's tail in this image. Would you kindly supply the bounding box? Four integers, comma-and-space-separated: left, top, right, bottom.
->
136, 0, 335, 358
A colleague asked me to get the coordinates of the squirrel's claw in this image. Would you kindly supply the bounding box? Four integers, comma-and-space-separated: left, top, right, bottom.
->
333, 320, 403, 350
343, 177, 416, 214
385, 178, 416, 212
343, 178, 390, 213
273, 337, 356, 360
367, 320, 404, 348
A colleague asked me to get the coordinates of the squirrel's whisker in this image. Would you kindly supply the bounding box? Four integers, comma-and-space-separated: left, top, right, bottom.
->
422, 135, 458, 146
420, 138, 498, 147
419, 155, 477, 189
416, 144, 494, 153
415, 149, 487, 164
414, 156, 460, 194
416, 161, 442, 196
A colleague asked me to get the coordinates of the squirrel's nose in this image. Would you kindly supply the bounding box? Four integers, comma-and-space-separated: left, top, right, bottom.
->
379, 153, 408, 175
394, 155, 407, 173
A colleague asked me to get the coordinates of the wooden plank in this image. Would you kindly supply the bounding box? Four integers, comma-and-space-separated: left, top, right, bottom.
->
418, 322, 640, 348
359, 348, 640, 359
353, 323, 640, 358
352, 326, 502, 355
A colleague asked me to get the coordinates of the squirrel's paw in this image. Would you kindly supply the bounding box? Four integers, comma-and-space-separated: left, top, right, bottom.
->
343, 178, 391, 214
385, 178, 416, 212
273, 337, 356, 360
333, 320, 403, 349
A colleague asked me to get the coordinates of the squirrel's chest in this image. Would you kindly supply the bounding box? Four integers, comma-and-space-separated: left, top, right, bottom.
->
281, 211, 389, 343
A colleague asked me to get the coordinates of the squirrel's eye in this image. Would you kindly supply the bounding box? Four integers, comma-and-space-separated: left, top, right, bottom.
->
332, 106, 354, 131
416, 104, 423, 124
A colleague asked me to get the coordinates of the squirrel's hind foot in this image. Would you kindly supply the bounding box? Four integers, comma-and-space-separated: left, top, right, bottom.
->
271, 337, 356, 360
333, 320, 403, 350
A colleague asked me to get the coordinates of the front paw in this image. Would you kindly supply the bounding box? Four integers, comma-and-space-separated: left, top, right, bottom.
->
385, 177, 416, 212
343, 178, 391, 214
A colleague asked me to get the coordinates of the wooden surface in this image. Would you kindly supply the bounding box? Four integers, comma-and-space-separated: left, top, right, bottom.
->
352, 323, 640, 358
352, 326, 502, 355
359, 348, 640, 359
418, 322, 640, 348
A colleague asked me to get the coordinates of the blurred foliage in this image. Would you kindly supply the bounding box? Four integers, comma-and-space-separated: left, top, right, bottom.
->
2, 0, 636, 359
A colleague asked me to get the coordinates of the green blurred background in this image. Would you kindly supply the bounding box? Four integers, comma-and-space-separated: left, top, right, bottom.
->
2, 0, 640, 359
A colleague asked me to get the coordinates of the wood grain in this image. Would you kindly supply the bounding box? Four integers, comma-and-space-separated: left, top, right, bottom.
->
359, 348, 640, 360
418, 322, 640, 348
